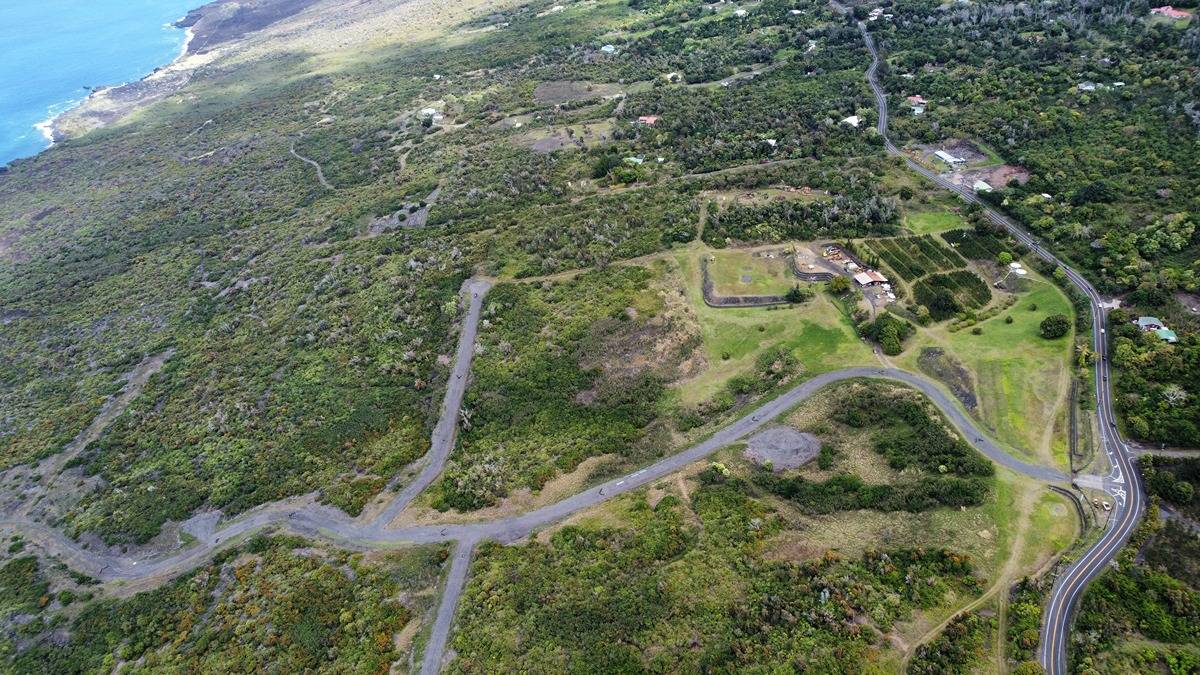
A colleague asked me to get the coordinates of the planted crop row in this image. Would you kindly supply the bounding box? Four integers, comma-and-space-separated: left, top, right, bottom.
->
914, 270, 992, 320
941, 229, 1008, 260
866, 235, 965, 282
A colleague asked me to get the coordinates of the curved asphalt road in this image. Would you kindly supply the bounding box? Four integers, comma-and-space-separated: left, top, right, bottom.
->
1, 361, 1065, 672
842, 12, 1145, 673
1, 21, 1144, 669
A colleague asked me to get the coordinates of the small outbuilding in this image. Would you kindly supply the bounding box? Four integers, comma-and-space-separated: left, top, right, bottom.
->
853, 270, 888, 286
1151, 5, 1191, 19
934, 150, 965, 167
1155, 328, 1179, 343
1137, 316, 1164, 330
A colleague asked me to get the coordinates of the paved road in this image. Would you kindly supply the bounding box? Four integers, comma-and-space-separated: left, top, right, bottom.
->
0, 359, 1069, 674
2, 24, 1144, 665
369, 278, 492, 530
420, 536, 479, 675
844, 13, 1145, 673
0, 365, 1065, 572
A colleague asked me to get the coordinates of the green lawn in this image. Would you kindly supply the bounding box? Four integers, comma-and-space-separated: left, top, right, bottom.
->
902, 209, 965, 234
1020, 489, 1077, 570
675, 252, 874, 404
705, 249, 796, 296
894, 275, 1075, 468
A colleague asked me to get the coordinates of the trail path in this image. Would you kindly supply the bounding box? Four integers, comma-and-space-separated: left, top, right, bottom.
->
290, 132, 333, 189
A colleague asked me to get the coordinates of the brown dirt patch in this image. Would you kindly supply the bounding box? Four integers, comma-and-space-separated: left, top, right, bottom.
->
532, 81, 623, 105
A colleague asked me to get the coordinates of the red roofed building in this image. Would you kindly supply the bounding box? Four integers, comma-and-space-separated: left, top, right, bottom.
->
1151, 5, 1191, 19
906, 95, 927, 105
637, 115, 660, 125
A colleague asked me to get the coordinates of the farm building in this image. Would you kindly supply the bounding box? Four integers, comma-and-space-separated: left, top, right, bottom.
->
1156, 328, 1179, 343
973, 180, 993, 193
853, 270, 888, 286
1151, 5, 1191, 18
934, 150, 965, 167
1137, 316, 1164, 330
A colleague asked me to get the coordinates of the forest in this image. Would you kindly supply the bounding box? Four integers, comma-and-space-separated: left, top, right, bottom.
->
880, 0, 1200, 296
1107, 308, 1200, 447
1072, 499, 1200, 673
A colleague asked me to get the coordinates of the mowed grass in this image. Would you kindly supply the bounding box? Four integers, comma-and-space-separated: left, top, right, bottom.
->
903, 208, 965, 234
1019, 488, 1076, 571
894, 274, 1074, 468
674, 252, 874, 405
706, 248, 796, 296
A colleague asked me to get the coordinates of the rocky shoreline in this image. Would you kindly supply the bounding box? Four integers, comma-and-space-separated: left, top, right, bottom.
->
42, 0, 321, 142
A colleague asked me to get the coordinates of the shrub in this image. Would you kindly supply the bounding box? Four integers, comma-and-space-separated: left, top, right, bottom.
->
1039, 314, 1070, 339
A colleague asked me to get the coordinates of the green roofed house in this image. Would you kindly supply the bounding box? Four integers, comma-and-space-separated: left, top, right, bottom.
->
1155, 328, 1179, 343
1137, 316, 1164, 330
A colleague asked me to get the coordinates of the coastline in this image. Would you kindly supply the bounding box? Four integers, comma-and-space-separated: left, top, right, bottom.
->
31, 0, 323, 147
34, 17, 200, 147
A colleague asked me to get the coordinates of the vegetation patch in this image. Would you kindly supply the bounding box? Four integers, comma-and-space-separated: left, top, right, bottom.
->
909, 610, 995, 674
1109, 308, 1199, 447
1, 538, 448, 673
1142, 455, 1200, 520
1072, 504, 1200, 674
703, 194, 900, 246
755, 382, 993, 514
433, 265, 702, 511
450, 487, 981, 673
917, 346, 977, 410
913, 270, 992, 321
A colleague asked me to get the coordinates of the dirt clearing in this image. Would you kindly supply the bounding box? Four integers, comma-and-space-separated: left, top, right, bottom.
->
744, 427, 821, 470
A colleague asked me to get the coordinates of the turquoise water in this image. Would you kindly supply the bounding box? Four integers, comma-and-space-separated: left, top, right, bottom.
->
0, 0, 200, 166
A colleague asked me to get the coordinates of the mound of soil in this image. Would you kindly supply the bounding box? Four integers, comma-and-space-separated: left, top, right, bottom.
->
744, 427, 821, 471
917, 347, 977, 410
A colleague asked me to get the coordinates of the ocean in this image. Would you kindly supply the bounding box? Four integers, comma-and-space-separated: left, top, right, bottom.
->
0, 0, 201, 166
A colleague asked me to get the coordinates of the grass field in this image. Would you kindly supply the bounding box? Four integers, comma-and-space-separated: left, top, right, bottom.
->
903, 209, 965, 234
1019, 489, 1077, 571
894, 275, 1075, 468
705, 248, 796, 296
675, 252, 874, 404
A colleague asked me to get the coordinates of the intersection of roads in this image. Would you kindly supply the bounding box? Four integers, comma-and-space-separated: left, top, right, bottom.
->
0, 14, 1152, 674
